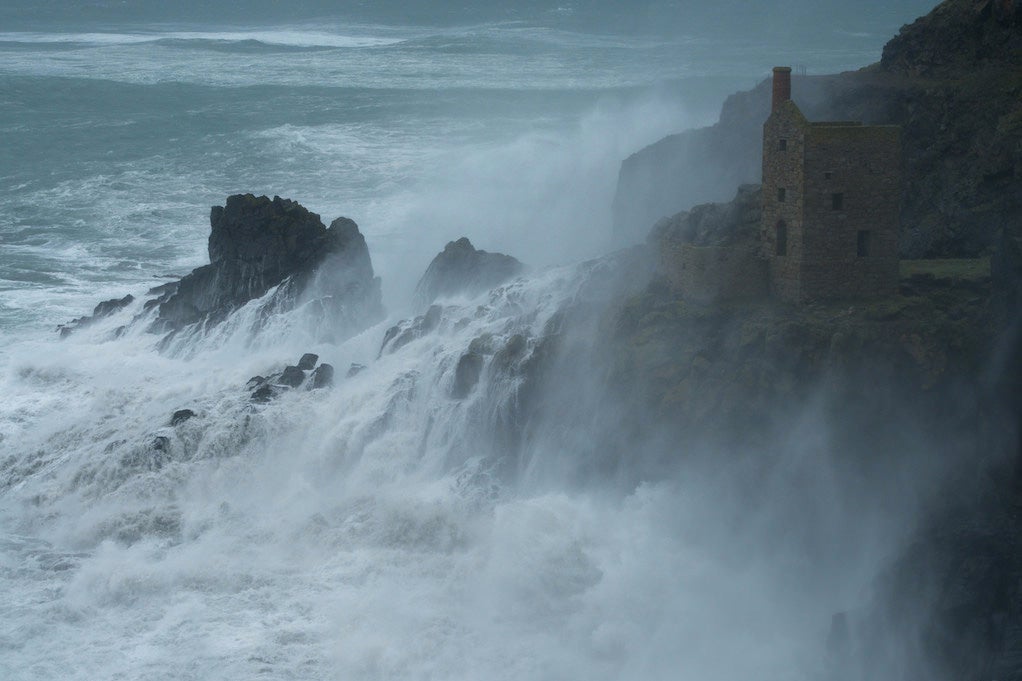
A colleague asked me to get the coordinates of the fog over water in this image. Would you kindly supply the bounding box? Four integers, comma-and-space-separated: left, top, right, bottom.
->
1, 2, 944, 679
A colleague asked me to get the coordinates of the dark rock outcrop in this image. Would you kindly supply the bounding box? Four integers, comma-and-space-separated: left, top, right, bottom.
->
650, 183, 762, 248
413, 238, 523, 309
170, 409, 196, 426
278, 366, 305, 388
451, 352, 484, 399
379, 304, 444, 356
613, 0, 1022, 259
149, 194, 383, 335
311, 363, 334, 389
58, 294, 134, 338
881, 0, 1022, 76
298, 353, 319, 371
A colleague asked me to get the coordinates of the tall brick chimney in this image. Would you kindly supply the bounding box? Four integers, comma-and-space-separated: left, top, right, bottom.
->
772, 66, 792, 112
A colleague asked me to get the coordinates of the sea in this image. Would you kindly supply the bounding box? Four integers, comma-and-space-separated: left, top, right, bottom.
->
0, 4, 936, 679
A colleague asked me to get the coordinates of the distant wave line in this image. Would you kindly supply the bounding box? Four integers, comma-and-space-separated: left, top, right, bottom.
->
0, 30, 406, 50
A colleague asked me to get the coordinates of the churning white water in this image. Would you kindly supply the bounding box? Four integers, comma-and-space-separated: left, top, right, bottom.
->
0, 7, 941, 679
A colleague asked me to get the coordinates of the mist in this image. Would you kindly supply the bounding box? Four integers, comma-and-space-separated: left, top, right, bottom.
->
1, 1, 1016, 679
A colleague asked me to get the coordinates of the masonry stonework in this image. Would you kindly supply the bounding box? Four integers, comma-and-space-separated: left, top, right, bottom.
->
660, 240, 767, 303
658, 66, 901, 305
761, 66, 901, 303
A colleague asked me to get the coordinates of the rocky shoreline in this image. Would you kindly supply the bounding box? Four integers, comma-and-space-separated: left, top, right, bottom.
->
59, 1, 1022, 677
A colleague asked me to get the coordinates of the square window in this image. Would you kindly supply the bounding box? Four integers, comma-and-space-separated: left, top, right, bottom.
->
777, 187, 786, 202
832, 193, 844, 210
857, 230, 870, 257
778, 138, 788, 151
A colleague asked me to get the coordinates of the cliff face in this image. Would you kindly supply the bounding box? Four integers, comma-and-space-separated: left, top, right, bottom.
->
606, 5, 1022, 675
613, 0, 1022, 259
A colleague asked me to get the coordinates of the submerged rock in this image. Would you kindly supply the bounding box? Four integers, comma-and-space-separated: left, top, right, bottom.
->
170, 409, 196, 426
413, 237, 523, 309
251, 383, 277, 403
346, 363, 366, 378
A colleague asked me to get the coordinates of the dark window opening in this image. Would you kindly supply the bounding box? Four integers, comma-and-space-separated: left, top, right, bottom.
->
857, 230, 871, 257
777, 187, 786, 202
832, 193, 844, 210
824, 171, 832, 180
776, 221, 788, 256
778, 138, 787, 151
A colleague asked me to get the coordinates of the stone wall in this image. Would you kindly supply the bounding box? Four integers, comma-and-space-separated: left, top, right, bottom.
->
801, 124, 901, 300
761, 98, 901, 303
660, 240, 767, 304
761, 100, 808, 303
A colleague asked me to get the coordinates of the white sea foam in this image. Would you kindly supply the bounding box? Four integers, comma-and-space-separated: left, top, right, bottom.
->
0, 12, 940, 678
0, 260, 894, 680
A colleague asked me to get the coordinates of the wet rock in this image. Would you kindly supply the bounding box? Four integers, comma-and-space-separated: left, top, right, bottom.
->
468, 332, 497, 355
298, 353, 319, 370
346, 363, 366, 378
58, 294, 135, 337
152, 194, 383, 333
245, 375, 266, 389
311, 363, 335, 389
170, 409, 196, 426
451, 352, 484, 399
379, 305, 446, 356
413, 237, 523, 309
151, 435, 170, 453
278, 365, 306, 388
251, 384, 278, 403
493, 334, 528, 373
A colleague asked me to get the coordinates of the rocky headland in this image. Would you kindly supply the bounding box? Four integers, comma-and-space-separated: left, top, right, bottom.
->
412, 237, 523, 310
606, 1, 1022, 677
613, 0, 1022, 260
56, 1, 1022, 676
60, 193, 384, 345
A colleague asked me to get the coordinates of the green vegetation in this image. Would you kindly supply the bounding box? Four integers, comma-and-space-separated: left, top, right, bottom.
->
900, 257, 990, 281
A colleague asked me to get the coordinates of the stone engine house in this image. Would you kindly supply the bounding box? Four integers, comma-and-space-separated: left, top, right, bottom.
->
761, 66, 901, 303
657, 66, 902, 305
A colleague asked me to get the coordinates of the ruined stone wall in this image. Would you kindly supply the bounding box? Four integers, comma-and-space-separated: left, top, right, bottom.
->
761, 101, 808, 303
660, 240, 767, 303
801, 124, 901, 300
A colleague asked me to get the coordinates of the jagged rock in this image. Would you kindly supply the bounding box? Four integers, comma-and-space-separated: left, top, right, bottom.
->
613, 0, 1022, 258
468, 333, 497, 355
451, 352, 484, 399
346, 363, 366, 378
170, 409, 196, 426
650, 184, 762, 248
245, 375, 265, 389
493, 334, 528, 374
311, 363, 334, 389
58, 294, 135, 338
251, 384, 278, 403
379, 305, 445, 356
413, 238, 523, 309
298, 353, 319, 370
278, 365, 306, 388
881, 0, 1022, 76
150, 194, 383, 334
